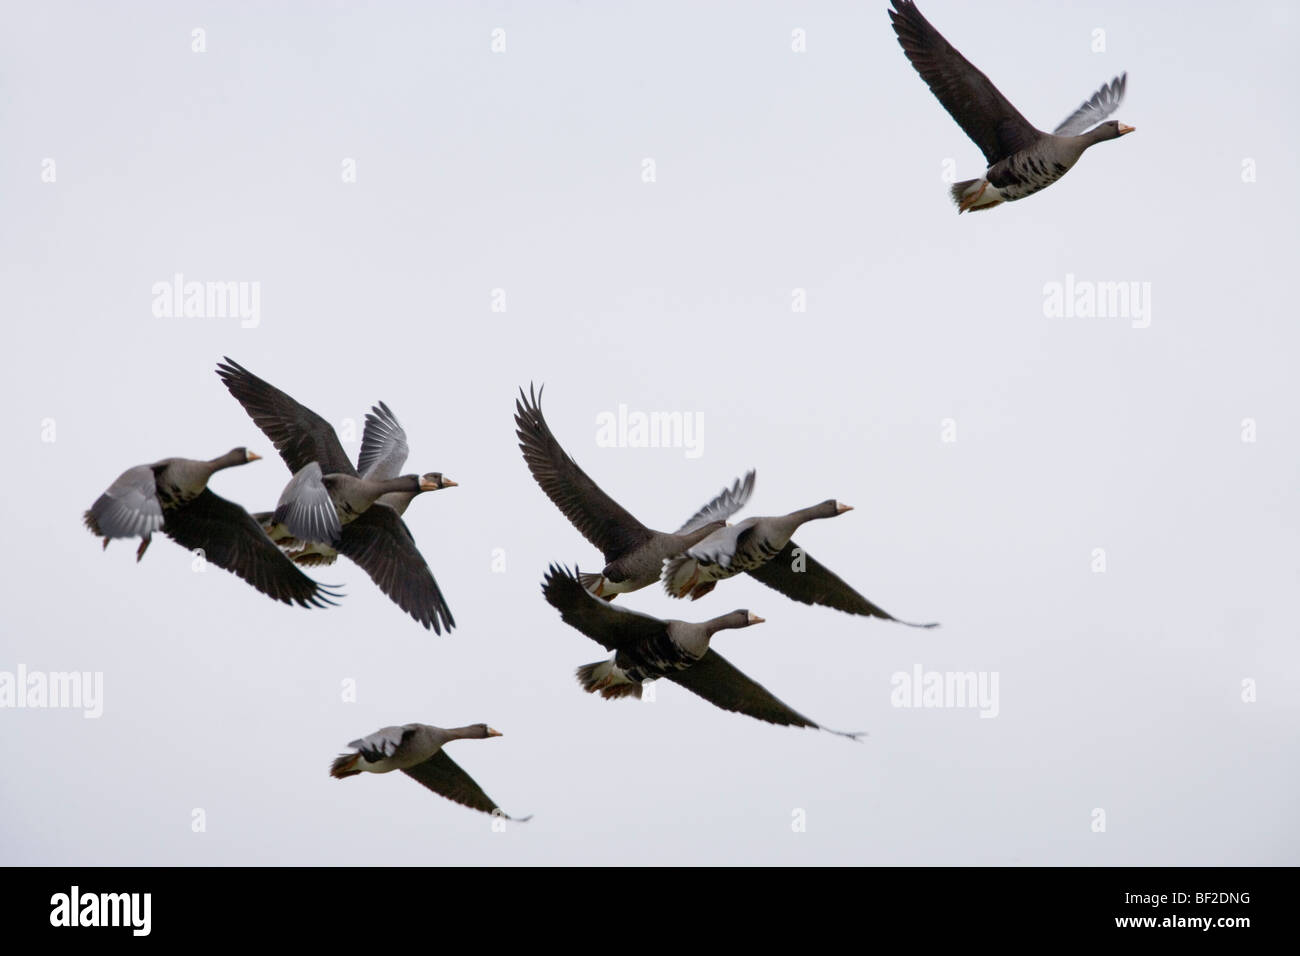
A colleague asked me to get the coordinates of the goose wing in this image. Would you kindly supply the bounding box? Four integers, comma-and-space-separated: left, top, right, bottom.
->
542, 563, 668, 652
162, 489, 341, 608
403, 750, 530, 820
336, 504, 454, 634
666, 649, 856, 735
357, 401, 410, 480
515, 384, 654, 563
745, 542, 937, 627
889, 0, 1040, 164
84, 465, 164, 540
349, 724, 420, 761
271, 462, 341, 547
1053, 73, 1127, 136
216, 357, 357, 477
675, 470, 756, 534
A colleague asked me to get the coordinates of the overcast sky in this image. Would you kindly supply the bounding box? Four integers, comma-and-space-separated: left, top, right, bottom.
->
2, 0, 1297, 865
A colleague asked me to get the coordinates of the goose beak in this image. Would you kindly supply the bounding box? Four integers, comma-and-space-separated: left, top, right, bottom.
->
836, 502, 854, 514
486, 727, 503, 737
246, 451, 262, 462
440, 477, 458, 488
747, 612, 765, 625
1118, 123, 1135, 135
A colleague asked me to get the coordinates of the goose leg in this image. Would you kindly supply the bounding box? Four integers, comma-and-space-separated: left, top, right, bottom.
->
136, 535, 151, 562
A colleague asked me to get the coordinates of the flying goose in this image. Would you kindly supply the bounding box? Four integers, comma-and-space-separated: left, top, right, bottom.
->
84, 448, 340, 608
330, 723, 530, 820
269, 462, 445, 550
542, 564, 861, 737
889, 0, 1133, 212
216, 358, 456, 633
663, 500, 937, 628
285, 402, 456, 566
516, 383, 755, 600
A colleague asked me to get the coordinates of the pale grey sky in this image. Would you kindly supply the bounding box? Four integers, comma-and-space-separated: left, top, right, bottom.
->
1, 0, 1297, 865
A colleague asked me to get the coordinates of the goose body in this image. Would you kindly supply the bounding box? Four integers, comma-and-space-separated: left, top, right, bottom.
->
271, 462, 442, 548
259, 401, 454, 567
331, 723, 529, 820
664, 500, 936, 628
516, 383, 754, 599
542, 564, 859, 737
889, 1, 1133, 212
216, 357, 456, 633
664, 500, 851, 598
84, 448, 340, 608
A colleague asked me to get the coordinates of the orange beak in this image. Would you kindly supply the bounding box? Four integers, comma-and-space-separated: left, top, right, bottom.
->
1118, 124, 1135, 135
246, 451, 262, 462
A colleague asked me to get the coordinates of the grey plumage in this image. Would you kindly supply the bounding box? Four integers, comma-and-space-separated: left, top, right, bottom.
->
272, 462, 342, 546
543, 564, 861, 737
357, 400, 410, 481
516, 383, 754, 599
889, 0, 1132, 212
330, 722, 530, 820
218, 358, 456, 633
84, 465, 165, 545
676, 470, 757, 535
84, 448, 340, 608
664, 500, 936, 627
1054, 74, 1128, 137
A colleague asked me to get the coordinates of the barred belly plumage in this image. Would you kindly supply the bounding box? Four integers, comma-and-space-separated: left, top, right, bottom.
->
990, 153, 1072, 201
617, 631, 699, 683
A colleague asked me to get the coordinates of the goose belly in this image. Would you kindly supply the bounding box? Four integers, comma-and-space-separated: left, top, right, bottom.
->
155, 479, 204, 511
730, 536, 786, 573
989, 153, 1073, 201
617, 633, 701, 684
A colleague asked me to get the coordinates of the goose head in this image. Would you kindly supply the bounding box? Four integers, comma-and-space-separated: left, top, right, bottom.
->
419, 472, 458, 492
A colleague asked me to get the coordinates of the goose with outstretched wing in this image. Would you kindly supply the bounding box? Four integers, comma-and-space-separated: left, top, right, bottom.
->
889, 0, 1133, 212
516, 383, 754, 600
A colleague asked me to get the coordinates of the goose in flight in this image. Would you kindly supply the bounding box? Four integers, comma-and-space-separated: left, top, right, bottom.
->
84, 447, 340, 608
283, 401, 455, 567
331, 723, 530, 820
542, 564, 861, 738
516, 383, 754, 600
663, 500, 937, 628
216, 358, 456, 633
889, 0, 1133, 212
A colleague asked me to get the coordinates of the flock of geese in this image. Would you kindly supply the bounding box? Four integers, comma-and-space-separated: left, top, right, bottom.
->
81, 2, 1134, 821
